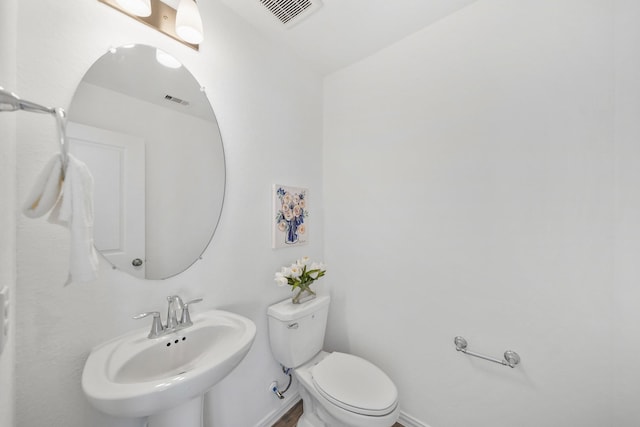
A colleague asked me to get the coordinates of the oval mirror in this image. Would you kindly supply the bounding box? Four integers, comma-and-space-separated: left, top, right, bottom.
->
66, 44, 225, 280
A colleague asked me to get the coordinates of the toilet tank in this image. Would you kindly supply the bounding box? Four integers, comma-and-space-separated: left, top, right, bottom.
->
267, 295, 330, 368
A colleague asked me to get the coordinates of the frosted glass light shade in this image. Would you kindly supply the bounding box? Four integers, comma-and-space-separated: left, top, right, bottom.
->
176, 0, 203, 44
115, 0, 151, 17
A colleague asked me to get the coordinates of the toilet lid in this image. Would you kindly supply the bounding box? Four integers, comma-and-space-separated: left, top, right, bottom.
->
311, 352, 398, 416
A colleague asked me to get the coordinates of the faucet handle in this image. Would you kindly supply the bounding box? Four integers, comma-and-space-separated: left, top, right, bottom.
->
180, 298, 203, 326
133, 311, 164, 339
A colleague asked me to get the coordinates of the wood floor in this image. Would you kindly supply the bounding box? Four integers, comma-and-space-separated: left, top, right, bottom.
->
272, 400, 404, 427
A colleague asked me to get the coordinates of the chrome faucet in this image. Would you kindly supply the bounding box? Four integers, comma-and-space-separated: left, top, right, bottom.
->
166, 295, 184, 330
134, 295, 203, 339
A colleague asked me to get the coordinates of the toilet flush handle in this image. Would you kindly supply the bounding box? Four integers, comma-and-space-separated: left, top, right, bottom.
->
288, 323, 299, 329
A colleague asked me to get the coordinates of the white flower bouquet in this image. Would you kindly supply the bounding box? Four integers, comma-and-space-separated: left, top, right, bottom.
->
274, 256, 326, 304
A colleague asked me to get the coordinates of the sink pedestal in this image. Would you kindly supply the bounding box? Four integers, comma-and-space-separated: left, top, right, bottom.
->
148, 395, 203, 427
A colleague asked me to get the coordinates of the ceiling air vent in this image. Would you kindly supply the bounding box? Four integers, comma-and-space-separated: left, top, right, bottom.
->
259, 0, 322, 27
164, 94, 189, 106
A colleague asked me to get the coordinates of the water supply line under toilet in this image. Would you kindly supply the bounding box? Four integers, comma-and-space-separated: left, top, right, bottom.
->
270, 366, 293, 399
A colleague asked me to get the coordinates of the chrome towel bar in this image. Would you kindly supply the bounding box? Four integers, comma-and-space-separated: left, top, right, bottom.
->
454, 336, 521, 368
0, 87, 69, 171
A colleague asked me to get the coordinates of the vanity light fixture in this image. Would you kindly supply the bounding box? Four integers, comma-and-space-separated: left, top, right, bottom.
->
115, 0, 151, 17
98, 0, 202, 51
175, 0, 204, 44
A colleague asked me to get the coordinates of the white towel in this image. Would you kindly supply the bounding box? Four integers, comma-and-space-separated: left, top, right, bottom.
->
48, 153, 99, 285
22, 154, 64, 218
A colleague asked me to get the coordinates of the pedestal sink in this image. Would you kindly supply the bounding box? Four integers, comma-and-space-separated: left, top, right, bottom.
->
82, 310, 256, 427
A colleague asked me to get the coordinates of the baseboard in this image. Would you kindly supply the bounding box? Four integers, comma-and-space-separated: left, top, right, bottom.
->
399, 410, 431, 427
255, 395, 428, 427
255, 392, 301, 427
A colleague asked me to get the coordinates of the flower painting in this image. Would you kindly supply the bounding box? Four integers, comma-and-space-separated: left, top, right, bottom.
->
273, 185, 309, 248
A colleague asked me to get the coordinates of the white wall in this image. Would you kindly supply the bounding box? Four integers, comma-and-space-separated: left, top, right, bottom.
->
324, 1, 625, 426
0, 0, 17, 425
613, 0, 640, 425
15, 1, 322, 426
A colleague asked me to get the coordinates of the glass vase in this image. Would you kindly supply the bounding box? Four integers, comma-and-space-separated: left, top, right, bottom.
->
292, 286, 316, 304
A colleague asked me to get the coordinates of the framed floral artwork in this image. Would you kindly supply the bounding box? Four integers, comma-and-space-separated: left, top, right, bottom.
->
273, 184, 309, 248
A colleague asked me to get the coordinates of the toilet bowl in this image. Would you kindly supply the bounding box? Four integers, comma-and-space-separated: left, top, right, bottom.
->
267, 296, 400, 427
295, 351, 399, 427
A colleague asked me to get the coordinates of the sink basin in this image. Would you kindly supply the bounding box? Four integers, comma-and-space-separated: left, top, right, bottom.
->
82, 309, 256, 420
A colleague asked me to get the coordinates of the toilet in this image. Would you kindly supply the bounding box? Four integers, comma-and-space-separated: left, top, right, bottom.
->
267, 295, 400, 427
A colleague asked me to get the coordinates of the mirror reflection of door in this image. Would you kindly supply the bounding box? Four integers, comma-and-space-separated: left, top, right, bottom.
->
67, 45, 226, 279
67, 122, 146, 279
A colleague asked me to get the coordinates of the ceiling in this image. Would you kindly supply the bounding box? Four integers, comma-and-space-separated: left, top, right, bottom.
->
218, 0, 478, 75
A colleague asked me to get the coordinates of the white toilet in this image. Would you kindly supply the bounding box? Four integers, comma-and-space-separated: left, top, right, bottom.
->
267, 295, 400, 427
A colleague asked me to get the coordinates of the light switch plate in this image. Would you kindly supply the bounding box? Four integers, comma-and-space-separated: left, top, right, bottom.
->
0, 287, 8, 356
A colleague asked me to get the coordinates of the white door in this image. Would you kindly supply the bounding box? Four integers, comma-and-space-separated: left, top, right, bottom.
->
66, 122, 146, 278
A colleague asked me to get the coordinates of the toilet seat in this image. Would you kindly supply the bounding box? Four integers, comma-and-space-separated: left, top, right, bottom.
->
311, 352, 398, 417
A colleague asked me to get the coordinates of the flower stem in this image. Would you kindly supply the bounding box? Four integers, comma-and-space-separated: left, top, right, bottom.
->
292, 285, 316, 304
